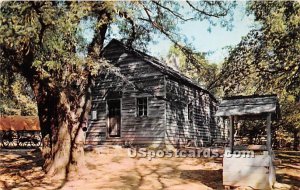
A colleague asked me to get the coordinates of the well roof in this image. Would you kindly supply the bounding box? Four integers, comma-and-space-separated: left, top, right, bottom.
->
215, 95, 280, 119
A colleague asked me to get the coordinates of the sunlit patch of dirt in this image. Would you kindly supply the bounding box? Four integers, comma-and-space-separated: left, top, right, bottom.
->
0, 148, 299, 190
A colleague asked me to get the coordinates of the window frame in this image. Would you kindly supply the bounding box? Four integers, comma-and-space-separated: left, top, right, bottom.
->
188, 102, 193, 122
136, 97, 148, 117
91, 110, 97, 120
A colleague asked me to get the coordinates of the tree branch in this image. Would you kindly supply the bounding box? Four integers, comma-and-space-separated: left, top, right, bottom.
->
186, 1, 229, 18
151, 0, 194, 21
118, 11, 136, 47
30, 2, 50, 46
137, 2, 207, 76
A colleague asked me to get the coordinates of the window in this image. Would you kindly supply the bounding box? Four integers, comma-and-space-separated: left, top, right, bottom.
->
91, 110, 97, 120
188, 103, 193, 122
137, 97, 148, 116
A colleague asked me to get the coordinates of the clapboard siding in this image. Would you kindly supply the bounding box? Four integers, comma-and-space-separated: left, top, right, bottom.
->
86, 39, 224, 148
121, 95, 165, 146
165, 77, 221, 147
86, 40, 166, 146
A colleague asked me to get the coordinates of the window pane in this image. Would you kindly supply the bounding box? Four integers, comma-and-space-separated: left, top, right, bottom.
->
188, 103, 193, 121
137, 97, 147, 116
143, 98, 147, 116
91, 110, 97, 120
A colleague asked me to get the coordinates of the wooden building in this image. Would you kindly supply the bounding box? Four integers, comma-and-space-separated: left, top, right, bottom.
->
85, 39, 227, 148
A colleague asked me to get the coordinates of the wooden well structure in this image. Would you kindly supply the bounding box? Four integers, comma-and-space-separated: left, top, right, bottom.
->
216, 95, 280, 189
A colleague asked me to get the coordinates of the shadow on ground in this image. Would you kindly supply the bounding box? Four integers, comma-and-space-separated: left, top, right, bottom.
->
180, 169, 223, 189
0, 148, 299, 190
0, 149, 61, 190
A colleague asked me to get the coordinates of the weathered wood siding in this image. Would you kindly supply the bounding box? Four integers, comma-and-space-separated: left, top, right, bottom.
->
86, 39, 226, 148
86, 42, 166, 146
165, 77, 222, 147
216, 117, 229, 141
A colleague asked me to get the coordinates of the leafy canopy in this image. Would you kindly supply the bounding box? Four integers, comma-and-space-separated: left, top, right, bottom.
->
218, 1, 300, 133
0, 1, 235, 114
166, 45, 219, 92
219, 1, 299, 96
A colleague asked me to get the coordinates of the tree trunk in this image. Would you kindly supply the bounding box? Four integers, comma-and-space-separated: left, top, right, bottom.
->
20, 5, 107, 178
1, 2, 109, 179
37, 90, 90, 178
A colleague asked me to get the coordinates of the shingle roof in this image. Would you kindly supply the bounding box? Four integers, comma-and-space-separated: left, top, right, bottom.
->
103, 39, 217, 102
0, 116, 40, 131
215, 95, 280, 119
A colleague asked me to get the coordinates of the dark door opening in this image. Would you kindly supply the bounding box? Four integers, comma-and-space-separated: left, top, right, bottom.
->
107, 100, 121, 137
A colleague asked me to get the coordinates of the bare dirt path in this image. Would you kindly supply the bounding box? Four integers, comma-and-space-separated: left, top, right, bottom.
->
0, 148, 299, 190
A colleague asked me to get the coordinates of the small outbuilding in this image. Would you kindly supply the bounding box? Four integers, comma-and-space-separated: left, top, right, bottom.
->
216, 95, 281, 189
0, 115, 41, 147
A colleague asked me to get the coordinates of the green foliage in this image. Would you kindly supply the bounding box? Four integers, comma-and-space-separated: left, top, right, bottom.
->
281, 95, 300, 130
0, 72, 37, 116
0, 2, 106, 85
217, 1, 300, 145
111, 1, 236, 51
220, 1, 300, 95
0, 1, 236, 115
166, 45, 219, 93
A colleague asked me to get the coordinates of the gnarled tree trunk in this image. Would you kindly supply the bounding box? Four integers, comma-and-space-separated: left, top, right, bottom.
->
34, 84, 91, 177
6, 4, 109, 177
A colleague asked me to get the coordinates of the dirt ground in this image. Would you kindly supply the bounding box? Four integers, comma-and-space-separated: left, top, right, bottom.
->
0, 147, 299, 190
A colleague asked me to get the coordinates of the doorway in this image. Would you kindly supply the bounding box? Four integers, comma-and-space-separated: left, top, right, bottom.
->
107, 99, 121, 137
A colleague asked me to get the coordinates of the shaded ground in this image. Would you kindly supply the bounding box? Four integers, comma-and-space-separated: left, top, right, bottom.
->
0, 148, 299, 190
274, 151, 300, 190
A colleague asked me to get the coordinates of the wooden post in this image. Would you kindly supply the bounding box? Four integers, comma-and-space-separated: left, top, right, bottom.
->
267, 113, 272, 155
229, 116, 234, 154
